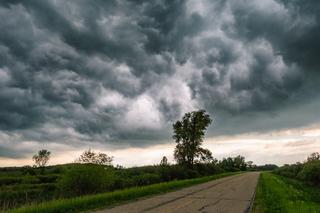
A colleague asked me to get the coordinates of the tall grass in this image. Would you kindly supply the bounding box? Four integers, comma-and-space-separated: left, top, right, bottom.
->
253, 172, 320, 213
9, 172, 242, 213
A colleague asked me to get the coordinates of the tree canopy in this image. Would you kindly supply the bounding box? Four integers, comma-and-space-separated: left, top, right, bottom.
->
75, 149, 113, 166
307, 152, 320, 162
173, 110, 213, 167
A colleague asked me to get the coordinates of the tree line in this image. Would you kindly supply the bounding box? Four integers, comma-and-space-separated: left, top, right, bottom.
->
274, 152, 320, 186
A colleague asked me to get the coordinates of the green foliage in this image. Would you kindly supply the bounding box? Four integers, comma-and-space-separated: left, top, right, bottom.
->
173, 110, 213, 167
253, 172, 320, 213
298, 161, 320, 186
256, 164, 278, 171
275, 152, 320, 186
132, 173, 161, 186
0, 174, 60, 186
274, 163, 304, 179
219, 155, 247, 172
0, 176, 59, 210
57, 164, 114, 197
307, 152, 320, 162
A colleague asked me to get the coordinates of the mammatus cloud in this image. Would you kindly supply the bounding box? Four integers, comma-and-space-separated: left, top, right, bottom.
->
0, 0, 320, 160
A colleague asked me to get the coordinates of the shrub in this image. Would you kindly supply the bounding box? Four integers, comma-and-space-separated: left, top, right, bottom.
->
0, 184, 57, 210
194, 163, 222, 176
274, 163, 303, 179
166, 165, 188, 180
132, 173, 161, 186
111, 177, 135, 190
297, 161, 320, 185
37, 174, 60, 184
185, 169, 200, 178
0, 177, 22, 186
22, 166, 36, 175
57, 164, 114, 197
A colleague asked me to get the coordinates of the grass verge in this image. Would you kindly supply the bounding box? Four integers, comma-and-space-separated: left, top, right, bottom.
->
9, 172, 242, 213
253, 172, 320, 213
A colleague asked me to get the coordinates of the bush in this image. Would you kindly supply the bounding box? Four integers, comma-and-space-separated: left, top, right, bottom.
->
57, 164, 114, 197
37, 174, 61, 184
166, 165, 188, 180
256, 164, 278, 171
274, 163, 303, 179
0, 184, 57, 210
297, 161, 320, 185
194, 163, 223, 175
111, 177, 134, 190
0, 177, 22, 186
22, 166, 36, 175
132, 173, 161, 186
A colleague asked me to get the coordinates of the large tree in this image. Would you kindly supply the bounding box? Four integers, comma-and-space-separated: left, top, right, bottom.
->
173, 110, 213, 167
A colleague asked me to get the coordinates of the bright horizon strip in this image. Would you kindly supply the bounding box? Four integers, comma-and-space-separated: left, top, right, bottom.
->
1, 123, 320, 168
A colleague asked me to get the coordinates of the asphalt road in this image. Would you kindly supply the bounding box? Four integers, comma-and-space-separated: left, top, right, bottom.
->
95, 172, 260, 213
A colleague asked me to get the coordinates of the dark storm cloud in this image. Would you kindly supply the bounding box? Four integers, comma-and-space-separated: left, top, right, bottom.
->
1, 0, 320, 158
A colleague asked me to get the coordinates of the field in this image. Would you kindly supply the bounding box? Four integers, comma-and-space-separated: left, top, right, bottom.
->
253, 172, 320, 213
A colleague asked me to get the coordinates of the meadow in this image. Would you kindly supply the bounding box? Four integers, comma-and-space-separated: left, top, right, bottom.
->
253, 172, 320, 213
253, 153, 320, 213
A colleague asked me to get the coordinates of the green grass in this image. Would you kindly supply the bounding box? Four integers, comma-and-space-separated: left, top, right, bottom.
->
8, 172, 242, 213
253, 172, 320, 213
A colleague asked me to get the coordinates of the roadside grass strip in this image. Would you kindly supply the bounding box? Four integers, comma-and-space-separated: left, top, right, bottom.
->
253, 172, 320, 213
9, 172, 242, 213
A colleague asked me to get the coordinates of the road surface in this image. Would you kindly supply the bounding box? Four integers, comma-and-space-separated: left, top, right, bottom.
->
95, 172, 260, 213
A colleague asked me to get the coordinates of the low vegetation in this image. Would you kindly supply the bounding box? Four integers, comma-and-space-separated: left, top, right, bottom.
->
253, 172, 320, 213
274, 152, 320, 186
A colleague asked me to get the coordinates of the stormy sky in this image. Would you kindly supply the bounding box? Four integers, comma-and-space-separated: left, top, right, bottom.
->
1, 0, 320, 166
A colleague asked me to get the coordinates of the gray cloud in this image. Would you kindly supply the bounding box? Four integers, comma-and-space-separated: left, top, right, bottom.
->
0, 0, 320, 158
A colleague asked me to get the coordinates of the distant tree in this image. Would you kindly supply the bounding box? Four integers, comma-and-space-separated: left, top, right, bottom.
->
32, 149, 51, 167
76, 149, 113, 166
234, 155, 247, 171
211, 158, 219, 166
96, 153, 113, 165
257, 164, 278, 171
247, 161, 253, 168
307, 152, 320, 162
160, 156, 169, 166
220, 157, 235, 171
173, 110, 213, 167
246, 161, 257, 171
219, 155, 247, 171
